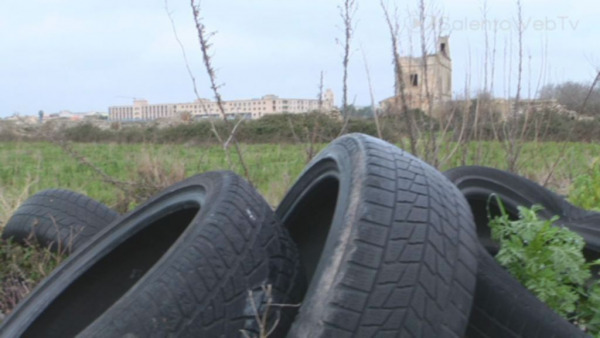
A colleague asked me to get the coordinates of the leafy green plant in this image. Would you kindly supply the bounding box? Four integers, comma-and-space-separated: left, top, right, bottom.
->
489, 200, 600, 335
570, 159, 600, 211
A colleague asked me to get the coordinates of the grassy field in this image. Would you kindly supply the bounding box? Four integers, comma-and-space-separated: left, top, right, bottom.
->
0, 139, 599, 318
0, 140, 599, 226
0, 142, 310, 223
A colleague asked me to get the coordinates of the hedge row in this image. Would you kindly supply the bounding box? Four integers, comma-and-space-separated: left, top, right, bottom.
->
2, 111, 599, 144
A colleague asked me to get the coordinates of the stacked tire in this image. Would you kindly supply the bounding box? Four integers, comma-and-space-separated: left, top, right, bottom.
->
276, 134, 478, 337
0, 134, 593, 337
444, 166, 594, 337
1, 172, 304, 337
2, 189, 119, 254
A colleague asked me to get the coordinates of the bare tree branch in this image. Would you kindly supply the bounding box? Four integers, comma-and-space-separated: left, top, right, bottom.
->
381, 0, 417, 155
315, 72, 322, 114
190, 0, 250, 181
506, 0, 524, 172
164, 0, 224, 145
338, 0, 357, 135
360, 46, 383, 139
418, 0, 438, 165
581, 71, 600, 113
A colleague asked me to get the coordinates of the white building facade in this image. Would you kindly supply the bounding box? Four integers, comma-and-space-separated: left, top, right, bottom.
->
109, 90, 335, 121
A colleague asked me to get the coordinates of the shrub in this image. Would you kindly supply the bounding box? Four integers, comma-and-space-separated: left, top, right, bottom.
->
570, 160, 600, 211
489, 202, 600, 335
63, 124, 113, 143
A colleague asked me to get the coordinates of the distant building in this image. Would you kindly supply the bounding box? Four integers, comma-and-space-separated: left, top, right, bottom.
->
109, 90, 335, 121
44, 110, 108, 121
382, 36, 452, 116
3, 110, 107, 122
4, 114, 38, 124
462, 98, 579, 121
109, 100, 176, 122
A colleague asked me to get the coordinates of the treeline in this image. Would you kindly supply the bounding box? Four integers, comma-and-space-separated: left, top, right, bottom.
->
2, 110, 600, 144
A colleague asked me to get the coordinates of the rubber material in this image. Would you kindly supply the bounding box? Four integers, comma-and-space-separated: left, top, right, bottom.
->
277, 133, 479, 337
443, 166, 600, 255
466, 245, 587, 338
2, 189, 118, 253
0, 171, 304, 338
445, 166, 593, 337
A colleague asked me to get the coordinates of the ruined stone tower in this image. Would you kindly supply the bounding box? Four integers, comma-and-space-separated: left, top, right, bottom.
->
384, 36, 452, 116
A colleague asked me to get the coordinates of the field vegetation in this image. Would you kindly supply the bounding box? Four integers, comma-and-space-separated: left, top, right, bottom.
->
0, 137, 598, 318
0, 139, 599, 220
490, 204, 600, 335
1, 0, 599, 331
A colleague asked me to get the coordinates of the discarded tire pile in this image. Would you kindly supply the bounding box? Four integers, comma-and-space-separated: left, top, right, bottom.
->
444, 166, 593, 338
0, 134, 594, 337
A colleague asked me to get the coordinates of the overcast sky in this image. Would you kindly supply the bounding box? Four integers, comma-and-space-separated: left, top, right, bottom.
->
0, 0, 598, 117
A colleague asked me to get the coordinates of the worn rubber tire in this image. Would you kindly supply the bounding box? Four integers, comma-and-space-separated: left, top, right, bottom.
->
444, 166, 591, 337
0, 171, 304, 338
443, 165, 600, 256
467, 245, 587, 338
1, 189, 118, 253
276, 133, 478, 337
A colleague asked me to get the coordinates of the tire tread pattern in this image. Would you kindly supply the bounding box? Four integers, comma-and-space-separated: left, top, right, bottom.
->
2, 189, 118, 253
289, 134, 478, 337
80, 172, 304, 337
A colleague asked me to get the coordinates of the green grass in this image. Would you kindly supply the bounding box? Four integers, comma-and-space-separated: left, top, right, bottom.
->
0, 142, 313, 220
0, 140, 598, 225
0, 239, 64, 317
569, 159, 600, 211
0, 139, 599, 319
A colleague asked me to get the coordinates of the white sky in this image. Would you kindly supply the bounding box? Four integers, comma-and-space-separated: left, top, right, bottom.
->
0, 0, 598, 116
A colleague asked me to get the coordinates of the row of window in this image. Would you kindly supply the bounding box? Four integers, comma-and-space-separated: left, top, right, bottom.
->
109, 103, 323, 121
145, 105, 172, 113
182, 99, 317, 109
110, 111, 174, 120
113, 101, 323, 115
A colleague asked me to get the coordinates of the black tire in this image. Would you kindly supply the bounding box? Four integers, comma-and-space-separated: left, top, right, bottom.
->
1, 189, 118, 253
276, 133, 478, 337
467, 245, 587, 338
443, 165, 600, 257
0, 171, 304, 338
444, 166, 591, 337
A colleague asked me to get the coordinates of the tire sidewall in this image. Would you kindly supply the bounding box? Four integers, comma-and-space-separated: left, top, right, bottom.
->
0, 173, 224, 337
277, 135, 369, 336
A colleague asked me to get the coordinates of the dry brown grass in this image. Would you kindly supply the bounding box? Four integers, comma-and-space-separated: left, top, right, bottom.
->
0, 176, 39, 230
113, 151, 188, 213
